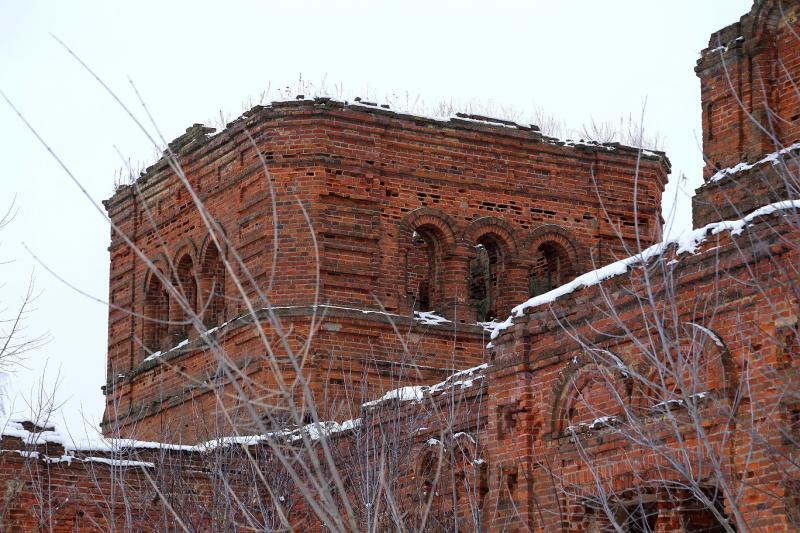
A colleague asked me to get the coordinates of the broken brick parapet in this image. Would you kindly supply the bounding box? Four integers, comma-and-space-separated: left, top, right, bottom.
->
692, 146, 800, 227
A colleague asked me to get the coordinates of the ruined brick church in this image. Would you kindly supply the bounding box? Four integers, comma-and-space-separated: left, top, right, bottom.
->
2, 0, 800, 531
100, 77, 668, 442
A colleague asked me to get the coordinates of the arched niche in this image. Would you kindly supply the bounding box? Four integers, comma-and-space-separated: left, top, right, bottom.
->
412, 433, 487, 525
635, 322, 733, 415
450, 432, 488, 514
415, 439, 445, 504
551, 352, 631, 437
171, 252, 198, 340
198, 236, 227, 328
399, 209, 458, 313
525, 225, 581, 298
143, 266, 170, 354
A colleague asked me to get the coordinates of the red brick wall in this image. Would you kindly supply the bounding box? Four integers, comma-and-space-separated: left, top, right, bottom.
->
8, 0, 800, 521
104, 308, 490, 442
24, 2, 799, 529
3, 368, 489, 532
692, 154, 800, 227
487, 213, 800, 531
6, 213, 799, 532
0, 432, 307, 532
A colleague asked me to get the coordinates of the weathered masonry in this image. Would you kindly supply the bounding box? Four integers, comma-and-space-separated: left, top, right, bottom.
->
2, 1, 798, 531
102, 100, 668, 440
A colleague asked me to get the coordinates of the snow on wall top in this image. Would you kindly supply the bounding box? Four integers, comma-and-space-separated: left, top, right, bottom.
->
489, 199, 800, 341
1, 361, 487, 455
708, 142, 800, 183
706, 35, 744, 55
0, 416, 360, 455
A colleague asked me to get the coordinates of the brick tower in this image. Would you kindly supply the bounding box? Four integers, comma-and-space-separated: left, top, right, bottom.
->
102, 99, 669, 441
694, 0, 800, 226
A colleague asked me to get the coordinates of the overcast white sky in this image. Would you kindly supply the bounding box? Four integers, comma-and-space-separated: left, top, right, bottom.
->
0, 1, 752, 434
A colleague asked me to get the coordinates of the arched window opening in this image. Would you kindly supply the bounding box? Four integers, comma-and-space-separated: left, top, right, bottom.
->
406, 229, 437, 311
469, 236, 503, 322
529, 241, 573, 297
451, 432, 488, 517
413, 443, 452, 525
143, 275, 169, 354
675, 488, 729, 533
200, 245, 226, 328
173, 254, 197, 339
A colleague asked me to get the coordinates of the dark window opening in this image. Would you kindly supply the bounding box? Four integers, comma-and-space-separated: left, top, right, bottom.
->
407, 230, 437, 312
682, 489, 730, 533
621, 501, 658, 533
174, 255, 197, 339
200, 246, 226, 328
143, 276, 169, 355
469, 236, 502, 322
529, 242, 572, 297
707, 102, 715, 140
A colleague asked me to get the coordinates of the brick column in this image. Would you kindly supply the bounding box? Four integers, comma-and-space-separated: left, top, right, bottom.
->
501, 259, 532, 319
439, 241, 475, 324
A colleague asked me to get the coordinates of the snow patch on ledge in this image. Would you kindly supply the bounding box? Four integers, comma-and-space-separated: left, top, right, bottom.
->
709, 142, 800, 183
477, 319, 504, 333
566, 415, 619, 434
490, 200, 800, 341
143, 337, 188, 362
139, 308, 454, 365
687, 323, 725, 348
560, 139, 615, 151
83, 456, 155, 469
708, 36, 744, 55
362, 386, 426, 407
362, 363, 489, 410
413, 310, 451, 326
